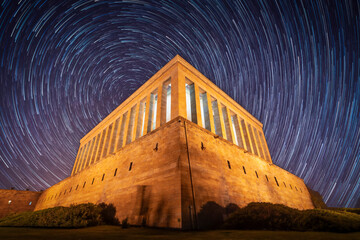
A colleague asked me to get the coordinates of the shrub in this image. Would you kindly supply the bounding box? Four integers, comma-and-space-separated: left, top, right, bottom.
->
121, 217, 128, 228
223, 202, 360, 232
0, 203, 119, 228
328, 208, 360, 215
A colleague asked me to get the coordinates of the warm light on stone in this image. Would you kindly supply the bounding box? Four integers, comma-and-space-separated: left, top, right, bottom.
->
1, 55, 314, 228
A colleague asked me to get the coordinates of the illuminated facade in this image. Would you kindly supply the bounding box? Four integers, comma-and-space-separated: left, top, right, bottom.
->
30, 55, 314, 229
72, 55, 271, 176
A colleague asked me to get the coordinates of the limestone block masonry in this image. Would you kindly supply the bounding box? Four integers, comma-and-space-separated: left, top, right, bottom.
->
0, 189, 40, 218
2, 55, 314, 228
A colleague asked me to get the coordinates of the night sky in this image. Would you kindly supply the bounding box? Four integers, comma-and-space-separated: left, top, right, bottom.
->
0, 0, 359, 208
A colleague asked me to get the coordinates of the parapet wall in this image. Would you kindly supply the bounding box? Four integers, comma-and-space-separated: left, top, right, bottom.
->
0, 189, 41, 218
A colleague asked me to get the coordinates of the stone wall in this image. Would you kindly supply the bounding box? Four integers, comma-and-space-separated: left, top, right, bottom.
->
34, 117, 313, 229
0, 189, 40, 218
180, 118, 314, 228
34, 117, 183, 228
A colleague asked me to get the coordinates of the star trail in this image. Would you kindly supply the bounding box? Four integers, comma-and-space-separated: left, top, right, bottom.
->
0, 0, 359, 208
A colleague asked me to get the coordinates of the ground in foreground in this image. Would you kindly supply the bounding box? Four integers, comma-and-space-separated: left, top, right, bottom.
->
0, 225, 359, 240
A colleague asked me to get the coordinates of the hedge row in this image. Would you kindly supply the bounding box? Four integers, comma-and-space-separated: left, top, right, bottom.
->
223, 202, 360, 232
0, 203, 119, 228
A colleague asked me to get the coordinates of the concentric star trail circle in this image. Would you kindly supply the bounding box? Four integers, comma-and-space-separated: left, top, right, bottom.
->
0, 0, 359, 207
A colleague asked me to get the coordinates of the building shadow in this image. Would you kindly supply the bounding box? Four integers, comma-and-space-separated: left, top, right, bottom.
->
197, 201, 240, 229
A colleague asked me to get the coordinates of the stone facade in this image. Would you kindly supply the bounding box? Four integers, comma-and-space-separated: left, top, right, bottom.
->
0, 189, 40, 218
2, 55, 314, 228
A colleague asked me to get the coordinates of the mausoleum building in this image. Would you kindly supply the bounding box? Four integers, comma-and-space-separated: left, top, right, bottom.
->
2, 55, 314, 228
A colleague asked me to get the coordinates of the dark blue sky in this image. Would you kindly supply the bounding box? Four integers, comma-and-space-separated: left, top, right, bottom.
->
0, 0, 359, 207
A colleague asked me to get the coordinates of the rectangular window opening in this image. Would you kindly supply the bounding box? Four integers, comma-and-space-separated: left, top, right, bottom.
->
83, 181, 86, 188
102, 174, 105, 181
114, 168, 118, 176
283, 182, 286, 188
290, 184, 293, 189
265, 175, 269, 182
255, 171, 259, 178
129, 162, 133, 171
295, 186, 298, 191
69, 187, 72, 193
92, 178, 95, 185
76, 185, 79, 190
243, 166, 246, 174
227, 160, 231, 169
166, 83, 171, 122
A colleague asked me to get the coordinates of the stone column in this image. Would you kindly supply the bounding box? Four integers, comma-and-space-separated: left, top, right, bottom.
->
238, 116, 251, 152
171, 64, 187, 119
95, 129, 107, 162
71, 146, 83, 176
87, 136, 98, 165
233, 115, 244, 149
122, 110, 131, 147
259, 130, 272, 163
84, 138, 96, 168
160, 81, 169, 125
79, 141, 90, 172
156, 83, 163, 128
132, 103, 141, 142
215, 101, 226, 139
135, 101, 145, 139
244, 122, 255, 154
225, 107, 236, 144
99, 126, 111, 159
109, 117, 120, 154
193, 83, 202, 127
206, 92, 215, 134
103, 123, 114, 158
115, 115, 123, 152
253, 126, 265, 159
142, 95, 151, 136
90, 133, 101, 165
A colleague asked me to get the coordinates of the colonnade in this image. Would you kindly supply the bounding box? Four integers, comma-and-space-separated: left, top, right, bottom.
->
71, 57, 272, 176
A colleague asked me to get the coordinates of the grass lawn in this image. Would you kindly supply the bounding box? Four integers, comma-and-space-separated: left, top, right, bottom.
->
0, 226, 359, 240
